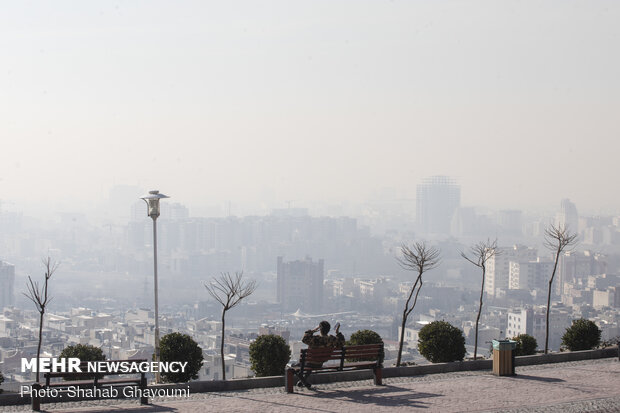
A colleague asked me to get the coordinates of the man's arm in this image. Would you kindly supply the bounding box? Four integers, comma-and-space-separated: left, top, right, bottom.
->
302, 326, 319, 345
335, 332, 345, 348
334, 322, 345, 347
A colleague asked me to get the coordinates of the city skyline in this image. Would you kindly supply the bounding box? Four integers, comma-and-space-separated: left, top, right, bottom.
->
1, 2, 619, 408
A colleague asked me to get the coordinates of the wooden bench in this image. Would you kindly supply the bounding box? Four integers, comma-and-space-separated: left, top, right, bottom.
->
286, 344, 383, 393
32, 359, 148, 411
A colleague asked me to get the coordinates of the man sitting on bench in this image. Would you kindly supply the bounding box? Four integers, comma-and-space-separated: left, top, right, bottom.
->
301, 321, 345, 369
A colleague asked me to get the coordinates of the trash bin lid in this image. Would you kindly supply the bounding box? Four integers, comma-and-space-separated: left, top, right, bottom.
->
492, 339, 517, 351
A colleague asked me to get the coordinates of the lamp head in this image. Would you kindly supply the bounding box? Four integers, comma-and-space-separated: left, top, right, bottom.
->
140, 190, 170, 219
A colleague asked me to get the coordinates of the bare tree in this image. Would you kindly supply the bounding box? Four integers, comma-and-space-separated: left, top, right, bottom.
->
204, 272, 256, 380
461, 240, 498, 360
23, 257, 59, 382
543, 224, 578, 354
395, 242, 440, 367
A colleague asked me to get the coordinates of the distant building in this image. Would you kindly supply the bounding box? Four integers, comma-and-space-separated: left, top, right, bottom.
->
258, 325, 291, 341
592, 287, 619, 309
0, 260, 15, 310
557, 250, 606, 295
416, 176, 460, 235
277, 256, 324, 313
397, 325, 421, 349
486, 245, 537, 296
356, 277, 390, 302
163, 202, 190, 220
506, 306, 570, 350
556, 199, 579, 233
509, 258, 553, 291
506, 308, 534, 338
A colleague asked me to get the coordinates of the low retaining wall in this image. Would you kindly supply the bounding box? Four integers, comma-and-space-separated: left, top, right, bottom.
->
1, 346, 617, 407
514, 346, 618, 366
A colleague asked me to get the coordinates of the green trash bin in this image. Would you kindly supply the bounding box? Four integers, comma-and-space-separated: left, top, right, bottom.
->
492, 339, 517, 376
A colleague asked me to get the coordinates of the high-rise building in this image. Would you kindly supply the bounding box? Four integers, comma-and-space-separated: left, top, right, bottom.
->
416, 176, 460, 235
277, 256, 324, 313
556, 199, 579, 233
486, 245, 537, 295
0, 260, 15, 310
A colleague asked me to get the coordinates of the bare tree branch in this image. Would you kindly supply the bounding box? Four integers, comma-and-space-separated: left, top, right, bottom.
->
23, 257, 59, 382
395, 242, 440, 367
460, 239, 499, 268
204, 271, 256, 380
544, 224, 578, 253
461, 239, 498, 360
543, 223, 578, 354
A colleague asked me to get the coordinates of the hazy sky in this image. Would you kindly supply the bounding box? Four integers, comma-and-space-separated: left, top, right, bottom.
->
1, 1, 619, 215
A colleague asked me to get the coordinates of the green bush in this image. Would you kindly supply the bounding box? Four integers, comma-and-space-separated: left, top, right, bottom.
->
417, 321, 466, 363
59, 344, 106, 380
562, 319, 601, 351
512, 334, 537, 356
0, 369, 4, 394
160, 332, 204, 383
249, 335, 291, 377
346, 329, 384, 365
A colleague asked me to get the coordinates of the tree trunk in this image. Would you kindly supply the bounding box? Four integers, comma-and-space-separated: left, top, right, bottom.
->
396, 309, 408, 367
220, 309, 226, 381
397, 278, 419, 367
36, 311, 44, 383
474, 266, 485, 360
545, 250, 561, 354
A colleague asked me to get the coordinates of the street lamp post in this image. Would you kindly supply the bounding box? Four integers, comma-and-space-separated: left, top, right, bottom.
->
140, 190, 169, 384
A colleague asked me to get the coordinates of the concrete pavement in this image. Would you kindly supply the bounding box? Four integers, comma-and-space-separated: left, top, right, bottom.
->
3, 358, 619, 412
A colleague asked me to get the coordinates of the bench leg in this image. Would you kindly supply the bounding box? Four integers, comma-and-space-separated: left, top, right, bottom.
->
31, 383, 41, 412
286, 369, 295, 393
373, 367, 383, 386
140, 375, 148, 404
298, 371, 313, 389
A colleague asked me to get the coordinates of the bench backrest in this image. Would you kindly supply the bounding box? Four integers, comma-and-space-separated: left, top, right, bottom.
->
343, 344, 383, 362
300, 344, 383, 369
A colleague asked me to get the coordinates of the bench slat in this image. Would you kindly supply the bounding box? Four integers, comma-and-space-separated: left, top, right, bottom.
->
305, 355, 343, 361
345, 351, 381, 357
345, 348, 381, 353
346, 344, 382, 349
304, 349, 344, 355
343, 361, 379, 368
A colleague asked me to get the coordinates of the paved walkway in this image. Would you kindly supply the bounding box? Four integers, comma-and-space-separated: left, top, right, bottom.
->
3, 358, 620, 412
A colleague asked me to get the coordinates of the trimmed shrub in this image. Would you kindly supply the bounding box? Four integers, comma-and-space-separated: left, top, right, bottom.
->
59, 344, 106, 380
512, 334, 538, 356
346, 329, 384, 365
562, 319, 601, 351
160, 332, 204, 383
249, 334, 291, 377
417, 321, 466, 363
